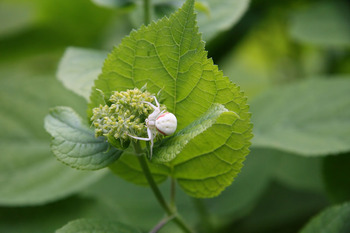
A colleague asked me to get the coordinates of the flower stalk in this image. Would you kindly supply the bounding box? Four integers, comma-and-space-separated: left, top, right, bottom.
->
133, 141, 193, 233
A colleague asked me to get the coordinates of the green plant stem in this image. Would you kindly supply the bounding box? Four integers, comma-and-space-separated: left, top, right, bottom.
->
144, 0, 151, 25
132, 141, 194, 233
133, 142, 171, 215
149, 215, 175, 233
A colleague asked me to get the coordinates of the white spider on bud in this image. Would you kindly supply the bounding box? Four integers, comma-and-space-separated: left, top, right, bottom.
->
128, 96, 177, 158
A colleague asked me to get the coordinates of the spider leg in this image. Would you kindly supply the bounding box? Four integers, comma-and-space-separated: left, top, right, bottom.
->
127, 128, 155, 159
142, 96, 160, 110
141, 101, 157, 110
147, 127, 155, 159
127, 133, 151, 141
152, 96, 160, 108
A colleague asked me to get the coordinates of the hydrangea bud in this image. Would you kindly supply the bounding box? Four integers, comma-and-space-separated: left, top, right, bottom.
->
91, 87, 165, 149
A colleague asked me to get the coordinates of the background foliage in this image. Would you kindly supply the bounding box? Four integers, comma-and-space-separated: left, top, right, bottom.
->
1, 0, 349, 232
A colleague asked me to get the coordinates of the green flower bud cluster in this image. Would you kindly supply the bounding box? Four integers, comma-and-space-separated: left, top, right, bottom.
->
91, 88, 156, 146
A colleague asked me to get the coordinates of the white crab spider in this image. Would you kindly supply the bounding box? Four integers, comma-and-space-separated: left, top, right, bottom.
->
128, 96, 177, 158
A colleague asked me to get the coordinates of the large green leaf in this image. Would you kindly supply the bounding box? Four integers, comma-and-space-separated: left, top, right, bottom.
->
56, 218, 141, 233
289, 1, 350, 48
0, 69, 105, 205
45, 106, 123, 170
89, 0, 252, 198
300, 202, 350, 233
57, 47, 108, 101
251, 78, 350, 156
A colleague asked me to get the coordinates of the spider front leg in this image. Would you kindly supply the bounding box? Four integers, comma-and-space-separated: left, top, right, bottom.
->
141, 96, 160, 110
128, 127, 155, 158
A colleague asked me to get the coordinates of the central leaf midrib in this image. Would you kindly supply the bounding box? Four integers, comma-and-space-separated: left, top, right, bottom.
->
174, 1, 194, 114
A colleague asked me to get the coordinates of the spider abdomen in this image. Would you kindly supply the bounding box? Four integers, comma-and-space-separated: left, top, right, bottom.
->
155, 112, 177, 135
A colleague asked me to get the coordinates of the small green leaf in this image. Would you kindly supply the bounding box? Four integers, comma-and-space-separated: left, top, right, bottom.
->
153, 104, 234, 163
251, 78, 350, 156
289, 1, 350, 47
90, 0, 252, 198
45, 106, 122, 170
57, 47, 108, 101
56, 218, 141, 233
300, 202, 350, 233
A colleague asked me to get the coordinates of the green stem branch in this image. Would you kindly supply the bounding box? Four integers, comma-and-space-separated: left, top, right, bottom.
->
144, 0, 151, 25
132, 141, 194, 233
135, 143, 171, 215
149, 215, 175, 233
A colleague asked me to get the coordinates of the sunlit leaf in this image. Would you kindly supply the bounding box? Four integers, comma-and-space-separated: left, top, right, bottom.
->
89, 0, 252, 198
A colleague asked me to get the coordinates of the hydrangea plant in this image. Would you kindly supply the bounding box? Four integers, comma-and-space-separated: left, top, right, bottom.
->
45, 0, 253, 232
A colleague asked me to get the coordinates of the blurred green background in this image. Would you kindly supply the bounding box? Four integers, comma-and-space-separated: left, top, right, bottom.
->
1, 0, 350, 232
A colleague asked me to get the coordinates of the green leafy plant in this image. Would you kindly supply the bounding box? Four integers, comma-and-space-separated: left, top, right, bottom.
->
44, 0, 252, 232
2, 0, 350, 232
